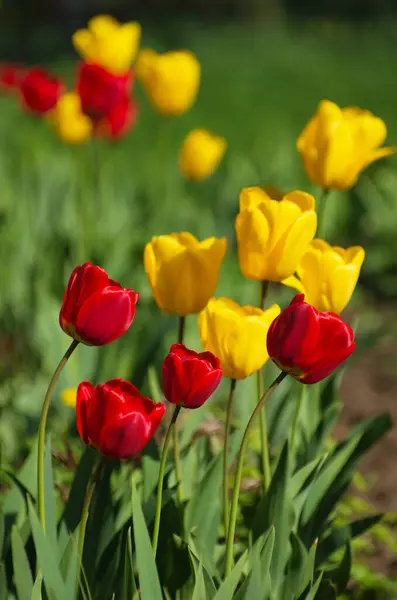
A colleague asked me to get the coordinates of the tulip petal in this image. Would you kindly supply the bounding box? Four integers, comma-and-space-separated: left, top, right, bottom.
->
273, 211, 317, 280
76, 381, 95, 444
235, 208, 271, 280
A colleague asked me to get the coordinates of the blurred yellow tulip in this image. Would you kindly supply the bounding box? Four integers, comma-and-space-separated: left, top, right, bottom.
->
282, 240, 365, 314
199, 298, 280, 379
72, 15, 141, 75
61, 387, 77, 408
235, 188, 317, 282
144, 232, 227, 315
179, 129, 226, 181
49, 93, 93, 144
298, 100, 394, 190
136, 49, 200, 116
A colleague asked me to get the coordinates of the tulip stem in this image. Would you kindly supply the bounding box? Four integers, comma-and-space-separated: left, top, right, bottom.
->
152, 405, 182, 556
223, 378, 237, 538
258, 279, 271, 494
224, 371, 287, 577
78, 457, 105, 585
37, 339, 79, 532
290, 384, 306, 459
177, 315, 185, 345
317, 187, 330, 239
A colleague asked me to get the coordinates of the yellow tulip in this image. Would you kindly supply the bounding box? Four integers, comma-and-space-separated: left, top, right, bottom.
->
61, 387, 77, 408
282, 239, 365, 313
49, 93, 93, 144
72, 15, 141, 75
199, 298, 280, 380
179, 129, 226, 181
136, 49, 200, 116
235, 187, 317, 282
297, 100, 394, 190
144, 232, 227, 315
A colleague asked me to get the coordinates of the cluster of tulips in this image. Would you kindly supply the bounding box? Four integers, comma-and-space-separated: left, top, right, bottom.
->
6, 12, 394, 589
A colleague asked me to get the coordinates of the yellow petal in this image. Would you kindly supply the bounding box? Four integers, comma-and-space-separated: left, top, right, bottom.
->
239, 187, 272, 211
72, 29, 93, 60
179, 129, 227, 181
281, 276, 306, 295
61, 388, 77, 408
235, 207, 271, 280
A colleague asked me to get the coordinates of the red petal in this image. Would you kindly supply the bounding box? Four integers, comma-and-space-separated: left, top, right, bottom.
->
76, 381, 95, 444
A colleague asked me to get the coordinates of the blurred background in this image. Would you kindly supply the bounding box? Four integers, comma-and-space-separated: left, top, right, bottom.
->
1, 0, 397, 596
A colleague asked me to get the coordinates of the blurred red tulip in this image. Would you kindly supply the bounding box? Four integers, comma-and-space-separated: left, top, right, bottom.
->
267, 294, 356, 384
59, 262, 139, 346
0, 64, 23, 91
19, 67, 64, 114
97, 97, 139, 139
162, 343, 222, 409
77, 62, 132, 122
76, 379, 166, 460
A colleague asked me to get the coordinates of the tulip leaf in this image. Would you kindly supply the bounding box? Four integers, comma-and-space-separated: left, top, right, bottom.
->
11, 525, 34, 600
188, 543, 217, 598
213, 551, 247, 600
131, 482, 163, 600
61, 446, 97, 533
299, 572, 323, 600
323, 541, 351, 594
122, 527, 138, 600
192, 564, 207, 600
44, 438, 58, 555
31, 573, 43, 600
0, 564, 6, 600
236, 527, 275, 600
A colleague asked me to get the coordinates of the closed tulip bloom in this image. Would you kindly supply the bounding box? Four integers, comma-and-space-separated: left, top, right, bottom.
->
136, 49, 200, 116
96, 97, 138, 139
179, 129, 227, 181
144, 232, 227, 316
162, 344, 222, 409
199, 298, 280, 380
59, 262, 139, 346
235, 188, 317, 282
49, 92, 93, 144
61, 387, 77, 408
0, 64, 23, 91
298, 100, 394, 190
20, 68, 64, 114
72, 15, 141, 75
282, 240, 365, 314
76, 379, 166, 459
267, 294, 355, 384
77, 62, 132, 122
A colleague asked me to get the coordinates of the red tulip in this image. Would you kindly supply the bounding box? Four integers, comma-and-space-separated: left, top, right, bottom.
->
266, 294, 355, 384
59, 262, 139, 346
0, 64, 23, 91
19, 67, 63, 114
76, 379, 166, 460
97, 98, 139, 139
77, 62, 132, 122
162, 343, 222, 409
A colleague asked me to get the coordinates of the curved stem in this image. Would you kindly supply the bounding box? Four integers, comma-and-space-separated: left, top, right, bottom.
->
224, 372, 287, 576
290, 384, 306, 457
223, 378, 236, 537
78, 457, 105, 578
258, 280, 271, 494
152, 405, 182, 556
37, 339, 79, 531
316, 187, 330, 239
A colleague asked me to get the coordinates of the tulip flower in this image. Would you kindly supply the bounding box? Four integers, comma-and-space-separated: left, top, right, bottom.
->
162, 344, 222, 409
19, 68, 64, 115
61, 387, 77, 408
282, 240, 365, 314
267, 294, 355, 384
77, 62, 133, 123
144, 232, 227, 316
235, 188, 317, 282
49, 92, 93, 144
96, 97, 138, 139
136, 49, 200, 116
179, 129, 226, 181
72, 14, 141, 75
59, 262, 139, 346
0, 64, 23, 91
199, 298, 280, 380
76, 379, 166, 459
297, 100, 394, 190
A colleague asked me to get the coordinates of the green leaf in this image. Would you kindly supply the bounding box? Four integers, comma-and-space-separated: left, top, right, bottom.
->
131, 482, 163, 600
61, 447, 96, 533
0, 564, 6, 600
11, 526, 34, 600
28, 499, 67, 600
238, 529, 275, 600
324, 541, 351, 594
44, 438, 58, 554
300, 572, 323, 600
31, 573, 43, 600
282, 532, 308, 599
122, 527, 137, 600
0, 511, 4, 552
192, 564, 207, 600
188, 544, 217, 599
213, 551, 247, 600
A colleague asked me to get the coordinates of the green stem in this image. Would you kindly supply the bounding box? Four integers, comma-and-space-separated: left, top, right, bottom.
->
316, 187, 330, 239
152, 405, 182, 556
258, 280, 271, 494
177, 315, 185, 345
224, 372, 287, 576
290, 384, 306, 457
78, 458, 104, 581
37, 339, 79, 531
223, 378, 236, 538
